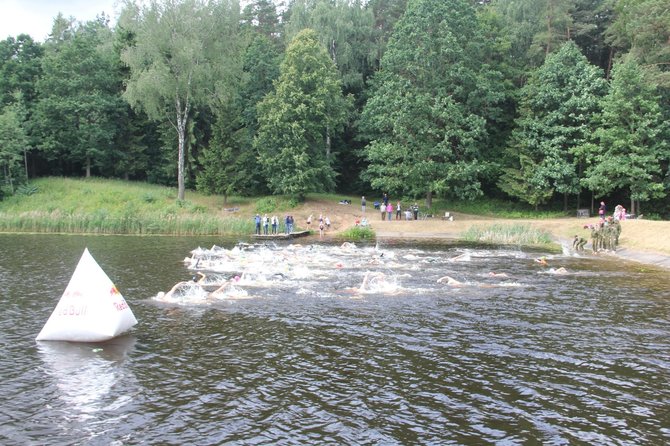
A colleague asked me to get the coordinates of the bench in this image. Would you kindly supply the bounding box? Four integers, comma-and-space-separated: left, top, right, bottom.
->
576, 209, 590, 218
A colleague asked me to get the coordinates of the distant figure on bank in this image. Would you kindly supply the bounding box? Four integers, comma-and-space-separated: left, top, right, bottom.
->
598, 201, 606, 220
254, 214, 261, 235
361, 196, 366, 214
573, 235, 587, 251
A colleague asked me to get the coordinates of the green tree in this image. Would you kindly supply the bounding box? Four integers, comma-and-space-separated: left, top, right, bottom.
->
120, 0, 245, 200
0, 34, 43, 107
359, 0, 498, 206
0, 101, 28, 193
254, 28, 352, 199
500, 41, 607, 210
582, 58, 669, 215
606, 0, 670, 85
34, 18, 126, 177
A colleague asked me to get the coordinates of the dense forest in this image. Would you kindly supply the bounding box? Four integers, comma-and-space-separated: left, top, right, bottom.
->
1, 0, 669, 216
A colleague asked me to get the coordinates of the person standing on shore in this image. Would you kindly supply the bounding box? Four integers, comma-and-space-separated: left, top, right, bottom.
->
386, 202, 393, 221
254, 214, 261, 235
395, 201, 401, 220
599, 201, 606, 220
361, 196, 366, 214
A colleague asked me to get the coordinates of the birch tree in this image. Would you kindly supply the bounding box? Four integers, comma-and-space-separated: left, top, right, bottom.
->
120, 0, 244, 200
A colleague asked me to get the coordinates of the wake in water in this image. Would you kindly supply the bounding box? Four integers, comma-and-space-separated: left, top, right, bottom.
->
153, 242, 570, 305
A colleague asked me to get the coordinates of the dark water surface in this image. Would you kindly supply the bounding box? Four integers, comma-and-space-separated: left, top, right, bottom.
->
0, 234, 668, 445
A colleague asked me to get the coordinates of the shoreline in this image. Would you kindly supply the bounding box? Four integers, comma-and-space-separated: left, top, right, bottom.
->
372, 229, 670, 270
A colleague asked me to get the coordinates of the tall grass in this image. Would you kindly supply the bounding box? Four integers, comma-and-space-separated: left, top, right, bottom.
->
0, 177, 254, 235
462, 223, 554, 246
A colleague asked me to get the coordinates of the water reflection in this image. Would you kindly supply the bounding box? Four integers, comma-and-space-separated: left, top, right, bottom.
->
37, 335, 137, 421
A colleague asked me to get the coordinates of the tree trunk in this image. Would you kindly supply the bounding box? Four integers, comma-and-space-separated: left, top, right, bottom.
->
606, 47, 614, 80
326, 126, 331, 158
86, 156, 91, 178
175, 96, 190, 202
576, 190, 581, 210
563, 192, 568, 212
590, 191, 594, 216
23, 148, 28, 179
425, 190, 432, 209
630, 197, 635, 216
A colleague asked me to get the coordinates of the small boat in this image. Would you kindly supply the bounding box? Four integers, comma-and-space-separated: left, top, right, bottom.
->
252, 230, 311, 240
36, 248, 138, 342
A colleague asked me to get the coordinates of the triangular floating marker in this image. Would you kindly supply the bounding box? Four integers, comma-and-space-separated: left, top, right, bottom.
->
36, 248, 138, 342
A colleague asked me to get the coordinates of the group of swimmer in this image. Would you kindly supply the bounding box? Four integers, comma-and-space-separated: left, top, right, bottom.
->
154, 242, 580, 303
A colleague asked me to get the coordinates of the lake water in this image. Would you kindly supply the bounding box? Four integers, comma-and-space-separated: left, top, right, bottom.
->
0, 234, 668, 445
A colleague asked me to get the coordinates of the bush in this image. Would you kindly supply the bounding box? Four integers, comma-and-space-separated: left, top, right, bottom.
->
16, 183, 38, 196
340, 226, 375, 240
255, 197, 277, 214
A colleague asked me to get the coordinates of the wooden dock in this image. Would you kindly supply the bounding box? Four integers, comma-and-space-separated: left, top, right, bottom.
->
252, 230, 311, 240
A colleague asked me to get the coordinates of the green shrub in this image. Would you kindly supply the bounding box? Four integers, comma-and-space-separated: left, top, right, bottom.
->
255, 197, 277, 214
142, 193, 157, 203
16, 184, 38, 196
340, 226, 375, 240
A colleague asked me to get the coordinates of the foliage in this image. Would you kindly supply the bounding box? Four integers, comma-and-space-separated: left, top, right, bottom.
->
34, 18, 127, 178
500, 41, 608, 209
254, 29, 352, 199
0, 101, 28, 192
360, 0, 499, 206
582, 58, 670, 210
339, 225, 375, 240
120, 0, 246, 200
2, 0, 670, 217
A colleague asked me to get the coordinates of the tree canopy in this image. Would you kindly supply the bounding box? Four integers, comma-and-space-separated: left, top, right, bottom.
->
1, 0, 670, 216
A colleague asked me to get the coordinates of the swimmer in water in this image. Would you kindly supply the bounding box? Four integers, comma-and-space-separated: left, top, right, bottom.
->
437, 275, 463, 286
547, 267, 568, 275
157, 280, 207, 302
192, 271, 206, 283
448, 253, 470, 262
534, 256, 548, 266
488, 272, 509, 278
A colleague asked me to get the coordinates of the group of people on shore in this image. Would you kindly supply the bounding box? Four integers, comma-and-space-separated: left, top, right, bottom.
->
254, 214, 297, 235
574, 201, 624, 253
306, 213, 331, 238
362, 193, 420, 221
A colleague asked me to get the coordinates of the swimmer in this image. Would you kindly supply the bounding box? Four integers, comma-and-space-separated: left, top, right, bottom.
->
488, 272, 509, 278
437, 275, 463, 286
192, 271, 207, 283
547, 267, 568, 275
156, 281, 208, 302
448, 253, 470, 262
534, 256, 548, 266
360, 271, 387, 292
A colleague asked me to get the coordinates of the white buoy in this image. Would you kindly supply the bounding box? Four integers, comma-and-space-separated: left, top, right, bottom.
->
36, 248, 138, 342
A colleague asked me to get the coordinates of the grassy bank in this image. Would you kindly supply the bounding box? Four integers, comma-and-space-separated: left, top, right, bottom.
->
0, 177, 254, 235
